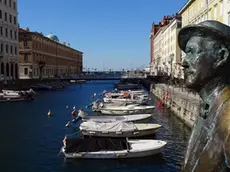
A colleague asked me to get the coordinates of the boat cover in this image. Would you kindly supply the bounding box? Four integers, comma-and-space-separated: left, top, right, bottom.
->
80, 121, 137, 132
64, 137, 128, 153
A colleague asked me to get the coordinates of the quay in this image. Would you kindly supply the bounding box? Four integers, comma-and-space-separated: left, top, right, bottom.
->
150, 83, 201, 128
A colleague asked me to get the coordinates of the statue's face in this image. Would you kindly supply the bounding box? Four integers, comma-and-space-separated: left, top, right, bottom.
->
182, 36, 219, 90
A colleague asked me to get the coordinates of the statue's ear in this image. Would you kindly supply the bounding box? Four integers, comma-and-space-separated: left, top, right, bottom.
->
215, 47, 229, 68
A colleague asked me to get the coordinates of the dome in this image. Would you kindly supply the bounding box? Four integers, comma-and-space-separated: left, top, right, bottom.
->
46, 33, 59, 42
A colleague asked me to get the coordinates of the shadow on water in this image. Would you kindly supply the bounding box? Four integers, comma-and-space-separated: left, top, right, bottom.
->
61, 154, 167, 172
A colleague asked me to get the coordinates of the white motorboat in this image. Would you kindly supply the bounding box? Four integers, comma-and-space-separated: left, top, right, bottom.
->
0, 89, 36, 102
78, 110, 152, 123
61, 137, 167, 159
79, 121, 161, 138
94, 103, 155, 115
103, 94, 150, 105
104, 90, 148, 98
91, 100, 139, 112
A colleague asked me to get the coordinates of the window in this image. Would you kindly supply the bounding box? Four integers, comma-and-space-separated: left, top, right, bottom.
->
13, 1, 16, 10
5, 28, 7, 37
4, 0, 6, 5
14, 46, 17, 55
13, 16, 16, 24
214, 4, 217, 20
220, 1, 223, 16
0, 43, 3, 52
14, 31, 16, 39
24, 54, 28, 62
208, 9, 211, 20
9, 0, 11, 7
5, 44, 8, 53
10, 45, 12, 54
24, 40, 28, 47
0, 10, 2, 19
4, 12, 7, 21
9, 14, 12, 23
228, 12, 230, 26
10, 30, 12, 38
24, 68, 28, 75
0, 26, 2, 35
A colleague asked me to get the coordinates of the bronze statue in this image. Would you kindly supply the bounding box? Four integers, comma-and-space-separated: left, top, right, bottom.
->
178, 20, 230, 172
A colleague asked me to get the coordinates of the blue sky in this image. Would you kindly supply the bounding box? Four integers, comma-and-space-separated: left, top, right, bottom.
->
18, 0, 186, 71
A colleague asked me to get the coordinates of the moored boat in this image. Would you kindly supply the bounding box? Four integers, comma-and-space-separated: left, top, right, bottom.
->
93, 102, 155, 115
79, 121, 161, 138
103, 94, 150, 105
77, 110, 152, 123
0, 89, 36, 102
61, 137, 167, 159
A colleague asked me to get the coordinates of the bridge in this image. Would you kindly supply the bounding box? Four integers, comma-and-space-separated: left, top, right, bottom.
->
62, 73, 147, 81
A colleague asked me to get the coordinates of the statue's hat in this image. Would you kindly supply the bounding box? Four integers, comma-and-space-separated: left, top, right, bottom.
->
178, 20, 230, 52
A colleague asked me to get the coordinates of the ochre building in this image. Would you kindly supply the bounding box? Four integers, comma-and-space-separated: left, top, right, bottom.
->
19, 28, 83, 79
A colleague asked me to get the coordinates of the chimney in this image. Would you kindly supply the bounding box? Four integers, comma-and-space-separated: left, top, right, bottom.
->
26, 27, 30, 31
68, 43, 70, 47
63, 42, 66, 45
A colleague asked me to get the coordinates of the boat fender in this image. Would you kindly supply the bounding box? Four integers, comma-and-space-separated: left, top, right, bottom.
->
116, 131, 122, 134
65, 122, 70, 128
133, 132, 139, 135
48, 110, 52, 116
102, 131, 109, 134
71, 109, 76, 117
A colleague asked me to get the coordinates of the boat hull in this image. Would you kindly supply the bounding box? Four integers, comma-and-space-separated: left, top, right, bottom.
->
80, 128, 159, 138
100, 108, 154, 115
63, 148, 164, 159
103, 98, 149, 105
82, 114, 152, 123
62, 140, 167, 159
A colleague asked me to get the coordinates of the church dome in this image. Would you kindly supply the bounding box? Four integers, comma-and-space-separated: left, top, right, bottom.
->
46, 33, 59, 42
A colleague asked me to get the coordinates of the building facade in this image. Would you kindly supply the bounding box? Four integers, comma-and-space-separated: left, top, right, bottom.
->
179, 0, 224, 27
179, 0, 224, 69
150, 14, 182, 77
160, 18, 182, 78
19, 28, 83, 79
0, 0, 19, 82
223, 0, 230, 25
149, 23, 161, 75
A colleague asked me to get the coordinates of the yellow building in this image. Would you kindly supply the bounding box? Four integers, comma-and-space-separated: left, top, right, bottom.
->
179, 0, 224, 65
179, 0, 223, 27
208, 0, 224, 22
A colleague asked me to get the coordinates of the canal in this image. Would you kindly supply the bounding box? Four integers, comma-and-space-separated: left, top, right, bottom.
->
0, 80, 191, 172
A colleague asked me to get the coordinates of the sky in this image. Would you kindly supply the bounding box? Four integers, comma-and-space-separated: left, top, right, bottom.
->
18, 0, 186, 71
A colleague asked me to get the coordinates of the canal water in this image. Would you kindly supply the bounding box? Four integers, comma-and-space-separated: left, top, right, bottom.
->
0, 80, 191, 172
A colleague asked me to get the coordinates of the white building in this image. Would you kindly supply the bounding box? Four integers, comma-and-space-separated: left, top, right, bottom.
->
152, 26, 164, 75
152, 19, 183, 79
223, 0, 230, 26
161, 19, 182, 78
0, 0, 18, 82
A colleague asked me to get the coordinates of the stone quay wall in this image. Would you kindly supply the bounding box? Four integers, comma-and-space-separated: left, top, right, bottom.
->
151, 84, 201, 128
